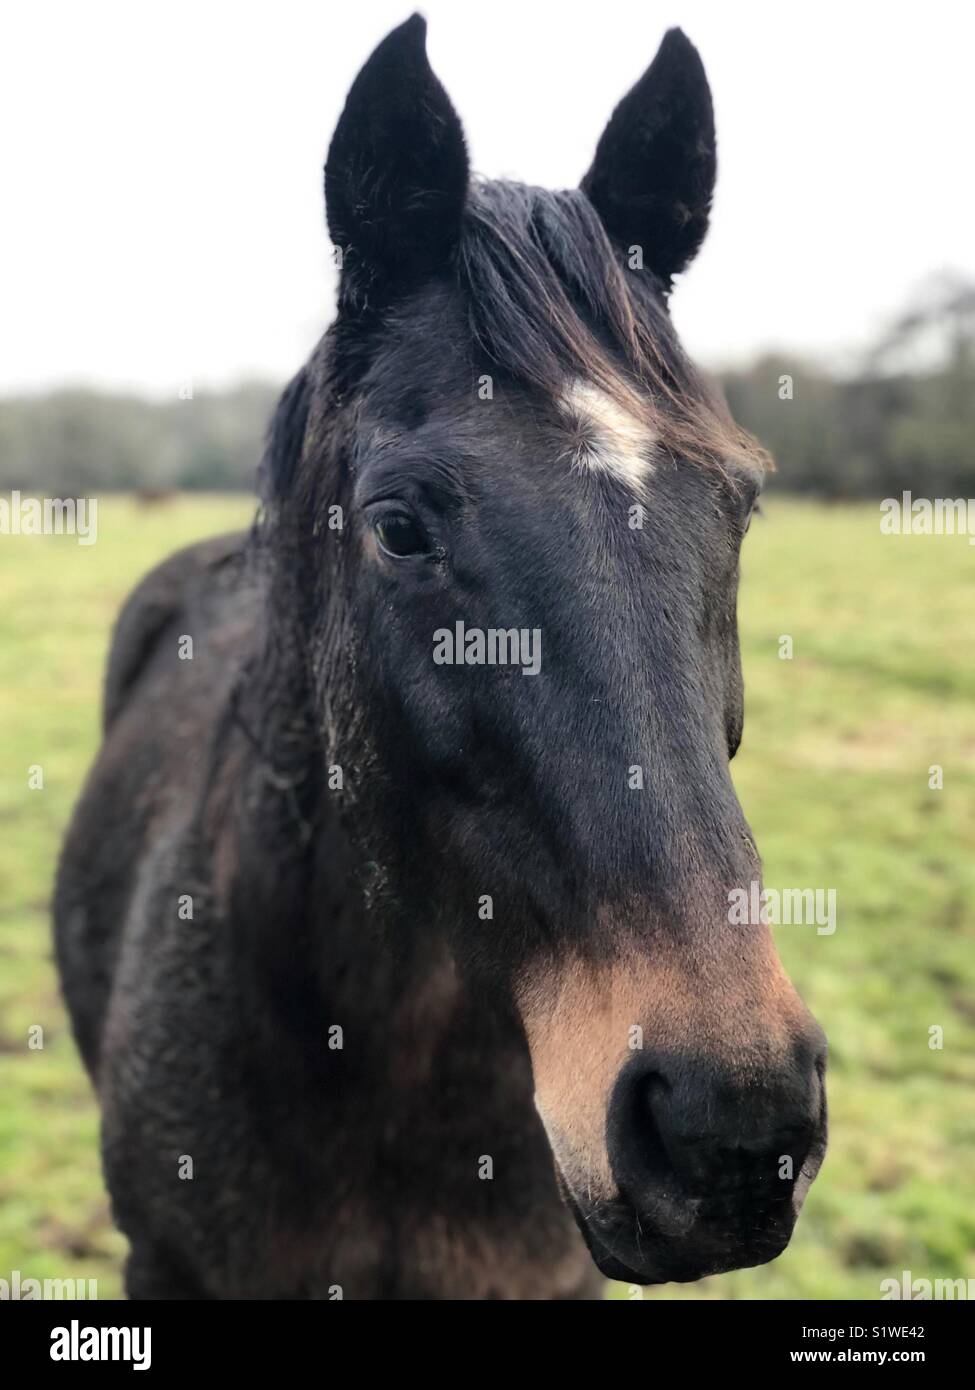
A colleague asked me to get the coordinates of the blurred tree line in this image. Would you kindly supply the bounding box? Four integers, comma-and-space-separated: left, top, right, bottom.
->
0, 382, 277, 497
724, 276, 975, 498
1, 280, 972, 498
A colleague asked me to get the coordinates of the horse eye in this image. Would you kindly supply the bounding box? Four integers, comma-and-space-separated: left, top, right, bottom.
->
373, 513, 428, 558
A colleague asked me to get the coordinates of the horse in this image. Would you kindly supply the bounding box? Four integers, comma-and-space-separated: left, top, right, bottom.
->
55, 14, 827, 1300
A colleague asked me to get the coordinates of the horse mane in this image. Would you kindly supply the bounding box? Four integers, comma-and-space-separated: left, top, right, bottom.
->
457, 179, 769, 480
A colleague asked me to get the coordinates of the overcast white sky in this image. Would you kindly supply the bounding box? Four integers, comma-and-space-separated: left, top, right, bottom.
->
1, 0, 972, 395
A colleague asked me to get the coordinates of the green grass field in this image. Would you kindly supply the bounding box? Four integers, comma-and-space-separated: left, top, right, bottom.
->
1, 495, 973, 1300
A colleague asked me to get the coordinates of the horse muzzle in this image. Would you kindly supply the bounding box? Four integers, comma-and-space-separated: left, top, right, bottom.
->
557, 1043, 828, 1285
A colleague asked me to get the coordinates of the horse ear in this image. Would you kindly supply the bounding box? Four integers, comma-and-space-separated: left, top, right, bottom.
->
325, 14, 469, 304
581, 28, 715, 286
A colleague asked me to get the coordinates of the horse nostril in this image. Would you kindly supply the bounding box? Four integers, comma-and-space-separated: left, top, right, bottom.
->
640, 1070, 672, 1117
605, 1067, 677, 1202
609, 1052, 822, 1211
